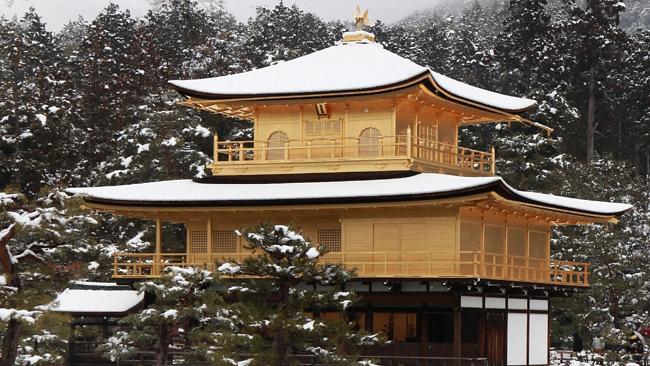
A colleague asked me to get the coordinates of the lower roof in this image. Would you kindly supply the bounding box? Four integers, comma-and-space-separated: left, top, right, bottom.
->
66, 173, 631, 218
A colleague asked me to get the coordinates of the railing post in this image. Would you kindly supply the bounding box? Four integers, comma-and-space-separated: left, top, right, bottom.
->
284, 141, 289, 160
207, 217, 213, 270
406, 127, 412, 158
213, 133, 218, 163
239, 142, 244, 161
490, 146, 496, 174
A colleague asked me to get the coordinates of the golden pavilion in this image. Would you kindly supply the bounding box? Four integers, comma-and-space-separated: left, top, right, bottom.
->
68, 20, 631, 366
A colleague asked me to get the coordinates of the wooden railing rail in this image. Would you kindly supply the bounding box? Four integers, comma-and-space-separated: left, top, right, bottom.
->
113, 251, 589, 286
211, 133, 495, 175
411, 136, 495, 174
215, 135, 409, 162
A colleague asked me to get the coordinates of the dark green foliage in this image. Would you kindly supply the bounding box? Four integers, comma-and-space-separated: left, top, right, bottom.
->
213, 224, 378, 366
102, 267, 226, 365
0, 10, 82, 196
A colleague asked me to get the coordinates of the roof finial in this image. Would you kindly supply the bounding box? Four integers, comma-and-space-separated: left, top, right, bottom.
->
353, 5, 370, 31
343, 6, 375, 43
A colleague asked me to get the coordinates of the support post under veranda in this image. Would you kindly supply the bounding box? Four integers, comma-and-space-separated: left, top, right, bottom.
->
206, 216, 213, 269
154, 217, 162, 276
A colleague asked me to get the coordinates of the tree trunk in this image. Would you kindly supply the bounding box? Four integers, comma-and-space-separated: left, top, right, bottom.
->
157, 322, 169, 366
272, 284, 291, 366
272, 331, 288, 366
0, 224, 17, 283
0, 319, 22, 366
586, 65, 597, 163
0, 224, 21, 366
609, 289, 621, 329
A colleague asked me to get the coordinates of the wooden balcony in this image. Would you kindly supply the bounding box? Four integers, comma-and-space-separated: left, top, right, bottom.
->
112, 251, 589, 287
208, 130, 495, 176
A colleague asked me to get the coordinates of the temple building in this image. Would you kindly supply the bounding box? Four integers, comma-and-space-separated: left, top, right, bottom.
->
67, 18, 631, 366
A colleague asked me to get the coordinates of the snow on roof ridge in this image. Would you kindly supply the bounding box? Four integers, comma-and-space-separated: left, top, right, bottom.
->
72, 281, 120, 286
52, 288, 144, 313
67, 173, 631, 216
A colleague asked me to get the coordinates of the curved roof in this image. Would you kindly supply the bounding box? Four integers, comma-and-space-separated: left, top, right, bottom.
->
169, 42, 537, 113
67, 173, 631, 217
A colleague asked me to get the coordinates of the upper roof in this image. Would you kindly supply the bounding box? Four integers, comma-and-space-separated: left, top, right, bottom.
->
67, 173, 631, 218
169, 42, 537, 113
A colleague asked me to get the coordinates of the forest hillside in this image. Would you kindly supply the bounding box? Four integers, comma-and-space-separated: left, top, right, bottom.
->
0, 0, 649, 363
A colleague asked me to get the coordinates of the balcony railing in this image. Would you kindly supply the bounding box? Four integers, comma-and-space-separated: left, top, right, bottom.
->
112, 251, 589, 287
209, 131, 495, 176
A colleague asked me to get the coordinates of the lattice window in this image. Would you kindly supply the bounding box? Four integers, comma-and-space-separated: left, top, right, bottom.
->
304, 119, 342, 136
318, 229, 341, 253
190, 230, 207, 253
212, 230, 237, 253
358, 127, 381, 157
267, 131, 288, 160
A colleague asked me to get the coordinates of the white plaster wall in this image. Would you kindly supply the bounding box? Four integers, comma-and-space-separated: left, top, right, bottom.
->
529, 314, 549, 365
507, 313, 528, 365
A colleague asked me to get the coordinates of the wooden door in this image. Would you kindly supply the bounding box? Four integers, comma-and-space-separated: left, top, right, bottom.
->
484, 312, 506, 366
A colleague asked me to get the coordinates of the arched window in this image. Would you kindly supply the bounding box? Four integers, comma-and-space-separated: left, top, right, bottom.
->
358, 127, 381, 157
266, 131, 289, 160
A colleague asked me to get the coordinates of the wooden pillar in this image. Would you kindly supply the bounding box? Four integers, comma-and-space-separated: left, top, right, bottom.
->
503, 218, 509, 279
207, 216, 213, 269
365, 305, 373, 333
454, 308, 462, 359
490, 146, 496, 174
478, 209, 480, 277
155, 217, 162, 254
406, 126, 412, 158
155, 217, 161, 275
68, 322, 76, 364
525, 223, 530, 281
213, 133, 219, 164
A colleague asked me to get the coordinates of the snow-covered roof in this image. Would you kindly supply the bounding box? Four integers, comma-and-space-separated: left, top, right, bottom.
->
169, 42, 536, 113
430, 71, 536, 113
67, 173, 631, 217
52, 282, 143, 314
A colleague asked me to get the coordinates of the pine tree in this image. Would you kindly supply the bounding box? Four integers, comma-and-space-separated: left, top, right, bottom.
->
0, 191, 101, 366
142, 0, 225, 85
446, 1, 503, 86
74, 4, 144, 180
99, 89, 212, 185
242, 3, 342, 68
102, 266, 226, 366
550, 158, 650, 354
560, 0, 628, 162
0, 10, 81, 196
214, 224, 379, 366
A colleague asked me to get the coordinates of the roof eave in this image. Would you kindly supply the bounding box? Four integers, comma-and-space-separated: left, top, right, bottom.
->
69, 178, 630, 220
168, 71, 432, 102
